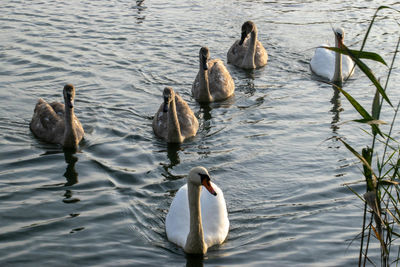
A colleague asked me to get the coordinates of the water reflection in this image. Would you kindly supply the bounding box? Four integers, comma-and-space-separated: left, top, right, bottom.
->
133, 0, 146, 24
166, 143, 181, 168
330, 85, 342, 135
63, 148, 78, 186
185, 254, 204, 267
243, 77, 256, 96
198, 103, 213, 134
62, 149, 81, 203
160, 143, 182, 179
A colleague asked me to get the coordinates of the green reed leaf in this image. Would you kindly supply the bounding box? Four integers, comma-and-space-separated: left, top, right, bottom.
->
353, 119, 387, 125
338, 138, 378, 188
335, 86, 383, 137
323, 47, 387, 66
343, 44, 392, 108
372, 87, 381, 119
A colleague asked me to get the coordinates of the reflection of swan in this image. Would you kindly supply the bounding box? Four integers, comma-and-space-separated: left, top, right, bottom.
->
63, 149, 78, 186
192, 47, 235, 103
153, 87, 199, 143
186, 254, 204, 267
166, 166, 229, 255
330, 85, 342, 134
227, 21, 268, 69
310, 28, 355, 83
30, 84, 84, 149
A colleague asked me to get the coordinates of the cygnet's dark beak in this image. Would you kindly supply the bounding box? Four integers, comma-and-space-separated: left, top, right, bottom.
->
202, 55, 208, 70
163, 97, 169, 112
239, 31, 247, 45
66, 93, 74, 109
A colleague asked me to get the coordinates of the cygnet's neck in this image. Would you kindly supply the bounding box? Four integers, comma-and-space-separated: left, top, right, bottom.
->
167, 97, 183, 143
198, 63, 212, 102
242, 30, 257, 69
184, 181, 207, 255
63, 105, 78, 149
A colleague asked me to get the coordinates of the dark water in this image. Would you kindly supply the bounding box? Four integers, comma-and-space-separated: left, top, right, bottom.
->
1, 0, 399, 266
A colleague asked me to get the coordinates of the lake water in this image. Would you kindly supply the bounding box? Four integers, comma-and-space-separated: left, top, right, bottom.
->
1, 0, 399, 266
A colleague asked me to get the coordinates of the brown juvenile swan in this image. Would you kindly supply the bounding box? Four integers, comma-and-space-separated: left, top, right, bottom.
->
227, 21, 268, 69
192, 47, 235, 103
153, 87, 199, 143
30, 84, 84, 149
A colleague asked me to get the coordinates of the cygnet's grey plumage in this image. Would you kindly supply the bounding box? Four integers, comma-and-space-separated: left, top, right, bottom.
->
227, 21, 268, 69
192, 47, 235, 102
153, 87, 198, 143
30, 84, 84, 149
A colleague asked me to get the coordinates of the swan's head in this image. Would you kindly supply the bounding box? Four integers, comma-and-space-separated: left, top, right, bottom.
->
239, 21, 256, 45
188, 166, 217, 196
63, 84, 75, 109
199, 47, 210, 70
163, 87, 175, 112
334, 28, 345, 48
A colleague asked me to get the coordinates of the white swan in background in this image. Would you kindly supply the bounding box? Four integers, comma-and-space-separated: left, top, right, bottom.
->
166, 166, 229, 255
227, 21, 268, 69
153, 87, 198, 143
30, 84, 84, 149
310, 28, 355, 83
192, 46, 235, 103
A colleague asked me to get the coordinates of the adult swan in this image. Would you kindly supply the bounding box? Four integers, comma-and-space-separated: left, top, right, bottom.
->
310, 28, 355, 83
166, 166, 229, 255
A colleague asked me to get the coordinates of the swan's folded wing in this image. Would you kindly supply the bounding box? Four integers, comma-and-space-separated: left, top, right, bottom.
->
342, 55, 356, 79
50, 101, 65, 117
201, 183, 229, 247
208, 59, 235, 101
255, 41, 268, 67
38, 102, 62, 130
165, 184, 190, 248
175, 94, 198, 138
152, 104, 168, 140
227, 40, 246, 65
310, 45, 335, 80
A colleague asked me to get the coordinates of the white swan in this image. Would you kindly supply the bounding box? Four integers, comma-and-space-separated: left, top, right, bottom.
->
192, 46, 235, 102
227, 21, 268, 69
153, 87, 199, 143
310, 28, 355, 83
30, 84, 84, 149
166, 166, 229, 255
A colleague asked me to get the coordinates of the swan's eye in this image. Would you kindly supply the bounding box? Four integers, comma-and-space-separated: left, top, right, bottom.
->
199, 173, 210, 183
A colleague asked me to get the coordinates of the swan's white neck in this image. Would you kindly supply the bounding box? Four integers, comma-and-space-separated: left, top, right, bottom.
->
198, 63, 212, 102
167, 97, 183, 143
332, 36, 343, 84
242, 30, 257, 69
63, 106, 78, 149
184, 182, 207, 254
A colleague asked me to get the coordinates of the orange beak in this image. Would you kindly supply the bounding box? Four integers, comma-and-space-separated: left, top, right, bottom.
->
202, 179, 217, 196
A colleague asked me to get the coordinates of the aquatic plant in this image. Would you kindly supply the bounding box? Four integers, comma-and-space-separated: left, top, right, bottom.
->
324, 5, 400, 267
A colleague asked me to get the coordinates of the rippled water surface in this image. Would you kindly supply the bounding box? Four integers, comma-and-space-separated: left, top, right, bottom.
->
1, 0, 400, 266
